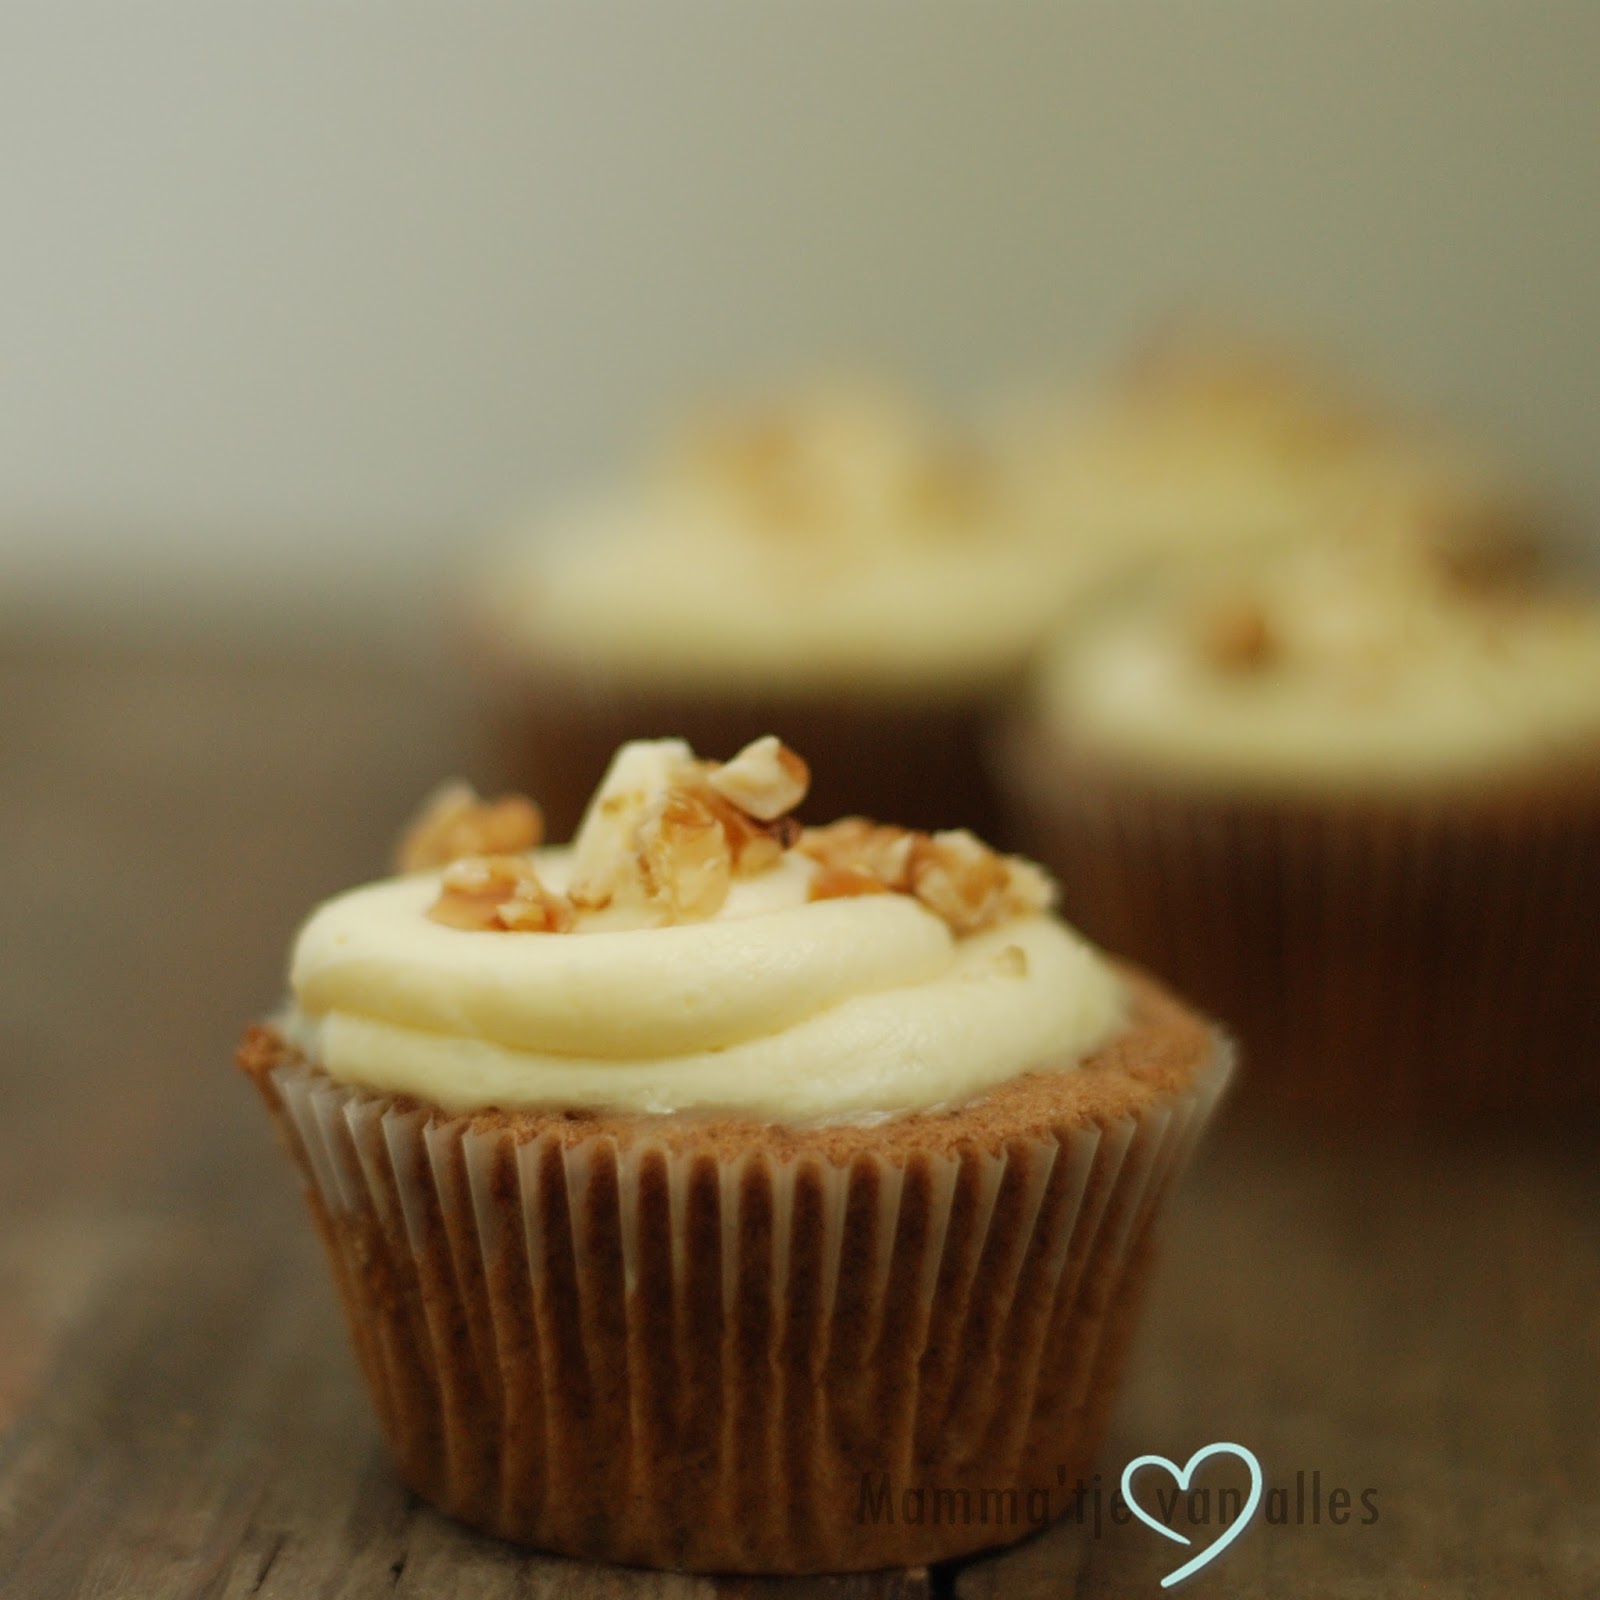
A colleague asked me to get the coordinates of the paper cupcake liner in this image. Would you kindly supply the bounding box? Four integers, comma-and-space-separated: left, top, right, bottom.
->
1005, 739, 1600, 1116
260, 1045, 1230, 1573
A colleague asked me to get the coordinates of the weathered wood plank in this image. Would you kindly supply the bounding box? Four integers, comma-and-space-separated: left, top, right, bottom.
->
2, 640, 1597, 1597
960, 1113, 1600, 1596
0, 642, 930, 1599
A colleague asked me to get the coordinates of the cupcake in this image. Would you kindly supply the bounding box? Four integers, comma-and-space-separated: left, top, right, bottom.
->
992, 322, 1538, 589
239, 734, 1231, 1572
1000, 527, 1600, 1117
463, 379, 1079, 841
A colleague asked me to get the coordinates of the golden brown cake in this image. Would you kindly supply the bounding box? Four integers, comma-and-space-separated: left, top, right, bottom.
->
239, 735, 1229, 1571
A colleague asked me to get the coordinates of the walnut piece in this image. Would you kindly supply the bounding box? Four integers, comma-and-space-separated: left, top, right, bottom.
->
1424, 528, 1542, 596
907, 442, 992, 526
692, 789, 803, 876
799, 819, 1055, 935
639, 791, 735, 921
428, 855, 574, 933
1194, 597, 1278, 674
688, 415, 818, 529
808, 864, 893, 901
991, 943, 1029, 978
909, 830, 1018, 936
705, 735, 810, 821
398, 781, 543, 873
564, 735, 811, 925
402, 735, 1052, 939
798, 818, 917, 890
653, 736, 810, 908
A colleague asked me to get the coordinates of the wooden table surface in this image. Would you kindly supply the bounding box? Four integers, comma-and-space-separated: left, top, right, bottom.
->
2, 639, 1597, 1598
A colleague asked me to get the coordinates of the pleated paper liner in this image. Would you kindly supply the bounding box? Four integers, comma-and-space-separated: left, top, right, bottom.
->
1001, 730, 1600, 1118
243, 1013, 1231, 1573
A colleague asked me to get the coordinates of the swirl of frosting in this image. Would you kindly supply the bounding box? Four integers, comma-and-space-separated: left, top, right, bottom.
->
282, 845, 1125, 1122
1039, 533, 1600, 789
993, 326, 1526, 579
471, 380, 1078, 693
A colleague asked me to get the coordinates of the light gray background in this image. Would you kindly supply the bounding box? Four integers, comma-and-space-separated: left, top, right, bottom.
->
2, 2, 1597, 639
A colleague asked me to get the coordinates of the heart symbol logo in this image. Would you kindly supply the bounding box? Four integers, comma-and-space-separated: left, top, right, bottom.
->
1120, 1442, 1264, 1588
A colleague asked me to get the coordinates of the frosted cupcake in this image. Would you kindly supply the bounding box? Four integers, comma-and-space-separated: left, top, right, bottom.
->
239, 735, 1231, 1571
1001, 529, 1600, 1116
993, 324, 1537, 590
464, 380, 1079, 840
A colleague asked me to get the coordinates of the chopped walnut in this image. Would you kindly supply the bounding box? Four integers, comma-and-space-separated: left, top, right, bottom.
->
692, 787, 803, 875
669, 384, 993, 544
404, 735, 1052, 940
799, 819, 1055, 935
397, 781, 543, 873
699, 416, 819, 529
566, 735, 810, 924
808, 865, 894, 901
639, 790, 735, 921
634, 735, 810, 910
914, 832, 1055, 934
908, 830, 1016, 936
1195, 597, 1279, 674
991, 943, 1029, 978
998, 856, 1058, 917
798, 818, 918, 890
705, 735, 810, 821
428, 855, 574, 933
907, 442, 992, 526
1424, 529, 1542, 596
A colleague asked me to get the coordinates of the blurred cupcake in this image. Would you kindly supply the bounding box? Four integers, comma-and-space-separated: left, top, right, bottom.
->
239, 734, 1230, 1572
992, 321, 1538, 587
1000, 525, 1600, 1117
465, 379, 1075, 840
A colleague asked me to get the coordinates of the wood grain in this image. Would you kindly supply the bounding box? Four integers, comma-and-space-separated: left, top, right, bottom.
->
0, 639, 1596, 1596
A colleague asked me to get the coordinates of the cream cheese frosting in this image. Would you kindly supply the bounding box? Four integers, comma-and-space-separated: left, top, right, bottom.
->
280, 738, 1127, 1121
472, 381, 1081, 693
1040, 535, 1600, 791
282, 853, 1122, 1121
993, 329, 1527, 581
